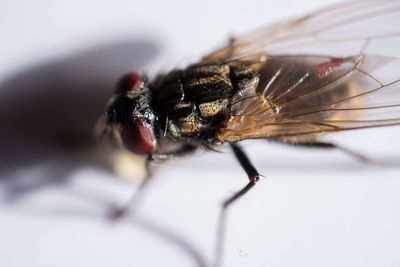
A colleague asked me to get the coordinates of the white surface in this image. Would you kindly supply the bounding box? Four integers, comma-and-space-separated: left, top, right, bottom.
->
1, 1, 400, 267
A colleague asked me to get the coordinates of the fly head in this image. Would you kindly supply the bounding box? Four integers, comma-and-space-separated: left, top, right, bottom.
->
106, 73, 157, 155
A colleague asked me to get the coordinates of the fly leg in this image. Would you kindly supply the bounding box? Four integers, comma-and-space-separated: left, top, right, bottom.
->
294, 141, 378, 164
225, 143, 260, 206
110, 145, 197, 219
214, 143, 260, 267
225, 37, 236, 58
150, 145, 197, 161
109, 155, 153, 219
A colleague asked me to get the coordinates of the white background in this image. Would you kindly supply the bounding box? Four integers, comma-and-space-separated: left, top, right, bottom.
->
1, 0, 400, 267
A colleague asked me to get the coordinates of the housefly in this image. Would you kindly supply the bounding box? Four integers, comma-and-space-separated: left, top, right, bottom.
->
100, 0, 400, 265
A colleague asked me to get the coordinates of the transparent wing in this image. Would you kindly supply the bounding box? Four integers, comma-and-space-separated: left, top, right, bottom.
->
216, 54, 400, 142
204, 0, 400, 60
204, 0, 400, 142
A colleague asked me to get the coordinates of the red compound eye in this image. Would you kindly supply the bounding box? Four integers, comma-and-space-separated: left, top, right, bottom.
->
116, 73, 140, 93
121, 119, 153, 155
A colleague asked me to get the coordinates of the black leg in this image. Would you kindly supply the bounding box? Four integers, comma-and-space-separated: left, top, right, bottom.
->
223, 143, 260, 207
227, 37, 236, 59
293, 141, 378, 164
110, 145, 197, 220
214, 143, 260, 267
109, 155, 153, 219
150, 145, 197, 161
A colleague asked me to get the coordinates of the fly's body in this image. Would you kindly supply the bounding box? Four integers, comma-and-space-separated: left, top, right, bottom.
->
100, 1, 400, 265
103, 0, 400, 164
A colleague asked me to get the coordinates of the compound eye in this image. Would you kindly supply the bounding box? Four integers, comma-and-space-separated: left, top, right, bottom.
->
116, 73, 140, 93
121, 119, 153, 155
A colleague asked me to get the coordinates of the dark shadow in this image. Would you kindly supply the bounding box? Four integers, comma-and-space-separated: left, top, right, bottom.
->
0, 36, 161, 200
0, 35, 209, 267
